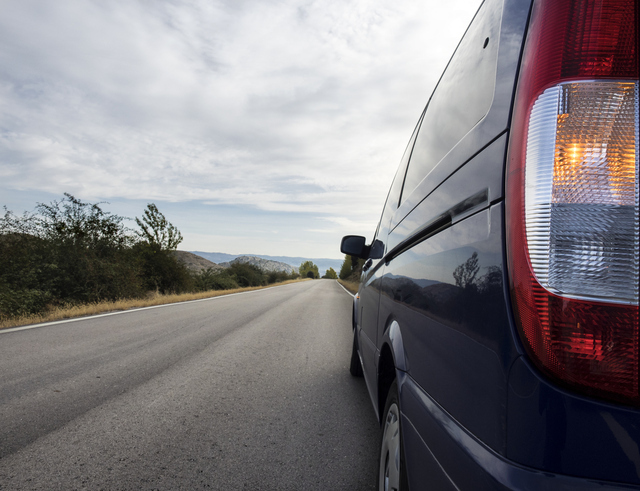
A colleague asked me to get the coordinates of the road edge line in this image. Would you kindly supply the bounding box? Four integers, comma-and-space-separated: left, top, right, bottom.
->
0, 282, 298, 334
336, 280, 355, 297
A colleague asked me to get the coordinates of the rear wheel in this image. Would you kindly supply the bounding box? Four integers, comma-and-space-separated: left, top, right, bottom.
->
379, 379, 408, 491
349, 329, 363, 377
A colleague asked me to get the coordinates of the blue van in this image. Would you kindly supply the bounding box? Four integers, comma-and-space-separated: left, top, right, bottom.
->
341, 0, 639, 488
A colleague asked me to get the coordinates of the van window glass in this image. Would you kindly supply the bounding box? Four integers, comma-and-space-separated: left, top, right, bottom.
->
401, 0, 500, 203
379, 113, 423, 233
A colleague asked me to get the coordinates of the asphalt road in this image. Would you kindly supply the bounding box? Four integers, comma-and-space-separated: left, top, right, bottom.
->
0, 280, 379, 490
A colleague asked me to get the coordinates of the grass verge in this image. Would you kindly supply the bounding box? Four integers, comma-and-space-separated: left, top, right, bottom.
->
0, 279, 309, 330
337, 279, 359, 295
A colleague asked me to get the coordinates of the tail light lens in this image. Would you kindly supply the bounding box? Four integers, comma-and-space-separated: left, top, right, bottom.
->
507, 0, 639, 405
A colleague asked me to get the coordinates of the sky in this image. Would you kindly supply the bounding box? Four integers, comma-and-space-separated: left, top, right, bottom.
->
1, 0, 480, 260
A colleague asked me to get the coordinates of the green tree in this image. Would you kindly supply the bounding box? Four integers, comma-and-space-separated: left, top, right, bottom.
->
299, 260, 319, 279
134, 242, 193, 294
339, 255, 352, 279
339, 254, 365, 280
134, 203, 192, 294
135, 203, 183, 250
323, 267, 338, 279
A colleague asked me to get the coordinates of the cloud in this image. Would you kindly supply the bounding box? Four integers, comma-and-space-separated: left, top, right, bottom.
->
0, 0, 479, 253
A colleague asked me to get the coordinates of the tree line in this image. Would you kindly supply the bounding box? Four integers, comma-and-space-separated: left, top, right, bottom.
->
0, 194, 316, 320
338, 254, 364, 281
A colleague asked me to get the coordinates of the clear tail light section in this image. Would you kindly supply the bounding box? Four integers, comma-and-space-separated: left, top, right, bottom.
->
527, 81, 638, 303
507, 0, 639, 405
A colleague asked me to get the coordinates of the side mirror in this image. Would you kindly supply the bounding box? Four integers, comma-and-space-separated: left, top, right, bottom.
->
340, 235, 369, 259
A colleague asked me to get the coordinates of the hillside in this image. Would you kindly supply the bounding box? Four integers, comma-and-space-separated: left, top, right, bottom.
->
172, 251, 224, 273
219, 256, 297, 274
190, 251, 343, 276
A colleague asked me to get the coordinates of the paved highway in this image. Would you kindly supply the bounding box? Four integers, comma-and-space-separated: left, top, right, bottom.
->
0, 280, 378, 490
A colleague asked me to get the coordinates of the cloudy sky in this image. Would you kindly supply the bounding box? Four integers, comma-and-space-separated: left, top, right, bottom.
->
1, 0, 479, 259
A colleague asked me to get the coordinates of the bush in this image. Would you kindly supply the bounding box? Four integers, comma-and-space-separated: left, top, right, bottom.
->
135, 243, 193, 294
0, 197, 148, 314
267, 270, 296, 284
0, 284, 52, 319
193, 266, 298, 292
322, 267, 338, 279
0, 193, 305, 320
227, 262, 267, 287
0, 195, 191, 318
193, 268, 239, 291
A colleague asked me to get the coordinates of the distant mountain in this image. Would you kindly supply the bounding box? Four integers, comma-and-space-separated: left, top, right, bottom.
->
189, 251, 343, 276
220, 256, 297, 274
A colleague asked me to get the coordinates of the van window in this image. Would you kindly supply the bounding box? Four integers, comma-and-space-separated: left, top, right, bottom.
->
378, 112, 424, 235
400, 0, 500, 203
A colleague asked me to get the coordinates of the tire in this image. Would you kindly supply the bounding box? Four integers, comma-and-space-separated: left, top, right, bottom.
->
379, 379, 409, 491
349, 329, 364, 377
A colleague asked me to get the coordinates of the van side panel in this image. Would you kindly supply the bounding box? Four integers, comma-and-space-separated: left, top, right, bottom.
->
375, 0, 533, 465
384, 203, 513, 454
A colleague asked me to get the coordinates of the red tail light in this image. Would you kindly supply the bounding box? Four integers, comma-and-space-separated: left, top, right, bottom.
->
507, 0, 639, 405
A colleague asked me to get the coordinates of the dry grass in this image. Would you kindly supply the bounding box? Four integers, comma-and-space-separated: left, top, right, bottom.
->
338, 279, 360, 295
0, 279, 309, 330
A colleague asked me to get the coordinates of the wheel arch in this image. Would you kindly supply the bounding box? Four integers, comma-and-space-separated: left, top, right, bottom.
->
377, 320, 407, 423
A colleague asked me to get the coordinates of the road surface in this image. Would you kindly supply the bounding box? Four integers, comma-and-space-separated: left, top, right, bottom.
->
0, 280, 379, 490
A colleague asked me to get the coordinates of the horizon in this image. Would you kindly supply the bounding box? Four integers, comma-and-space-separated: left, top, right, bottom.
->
186, 250, 346, 261
186, 251, 345, 276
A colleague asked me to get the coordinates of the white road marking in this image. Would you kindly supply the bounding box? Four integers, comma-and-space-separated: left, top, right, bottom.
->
0, 282, 297, 334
